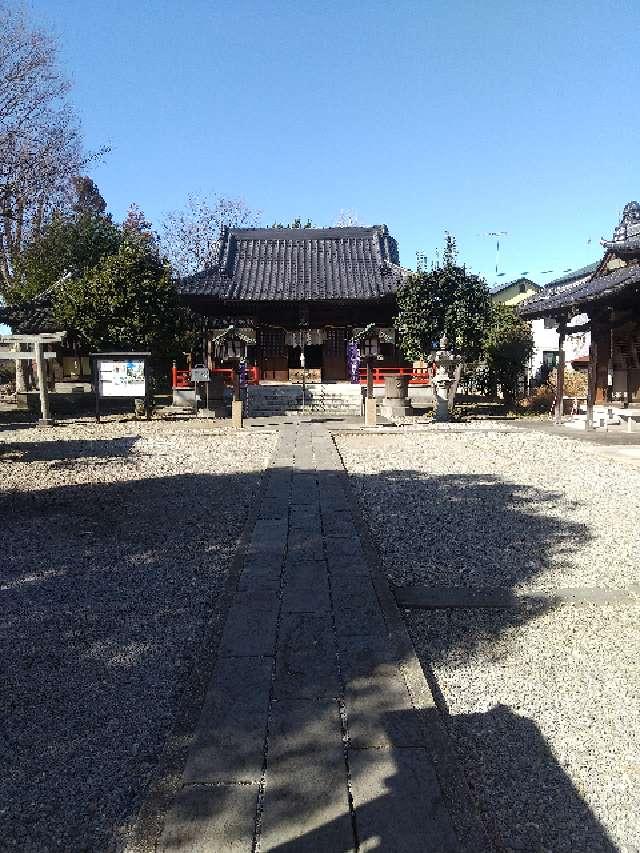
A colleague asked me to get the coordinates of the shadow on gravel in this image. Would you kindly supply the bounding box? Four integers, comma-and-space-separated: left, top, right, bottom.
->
1, 439, 620, 853
0, 436, 138, 463
258, 707, 617, 853
0, 461, 261, 852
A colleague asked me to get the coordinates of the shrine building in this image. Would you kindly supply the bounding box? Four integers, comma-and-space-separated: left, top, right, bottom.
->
519, 201, 640, 418
177, 225, 407, 382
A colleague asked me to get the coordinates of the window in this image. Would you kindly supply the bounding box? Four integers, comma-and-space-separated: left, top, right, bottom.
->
359, 338, 379, 357
543, 351, 559, 368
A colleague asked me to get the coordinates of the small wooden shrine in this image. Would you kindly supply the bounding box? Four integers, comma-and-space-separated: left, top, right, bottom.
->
176, 225, 407, 381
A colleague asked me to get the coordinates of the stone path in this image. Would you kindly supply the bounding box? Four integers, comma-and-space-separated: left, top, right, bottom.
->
159, 423, 480, 852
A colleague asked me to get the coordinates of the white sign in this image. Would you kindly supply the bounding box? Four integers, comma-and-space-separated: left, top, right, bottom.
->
97, 358, 146, 398
190, 367, 210, 382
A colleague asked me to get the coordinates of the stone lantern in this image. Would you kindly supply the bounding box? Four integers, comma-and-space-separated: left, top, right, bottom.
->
429, 336, 461, 422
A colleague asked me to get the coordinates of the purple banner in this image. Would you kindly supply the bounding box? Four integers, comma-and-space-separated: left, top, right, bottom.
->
346, 340, 360, 384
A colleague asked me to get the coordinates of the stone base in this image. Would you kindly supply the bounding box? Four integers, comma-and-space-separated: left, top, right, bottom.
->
379, 404, 414, 419
364, 397, 377, 426
379, 396, 414, 419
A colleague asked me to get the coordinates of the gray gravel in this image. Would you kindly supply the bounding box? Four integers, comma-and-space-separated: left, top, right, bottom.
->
1, 421, 275, 852
337, 425, 640, 853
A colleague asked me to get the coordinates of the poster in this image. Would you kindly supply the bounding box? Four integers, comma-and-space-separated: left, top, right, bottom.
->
97, 358, 146, 397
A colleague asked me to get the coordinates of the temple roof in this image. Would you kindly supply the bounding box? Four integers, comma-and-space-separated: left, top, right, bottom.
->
518, 263, 640, 319
519, 203, 640, 319
177, 225, 403, 302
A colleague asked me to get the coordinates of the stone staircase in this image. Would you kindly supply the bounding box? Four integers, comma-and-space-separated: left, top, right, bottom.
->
246, 383, 363, 417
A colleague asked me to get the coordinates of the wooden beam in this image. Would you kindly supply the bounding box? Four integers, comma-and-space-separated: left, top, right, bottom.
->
586, 341, 597, 429
554, 319, 567, 425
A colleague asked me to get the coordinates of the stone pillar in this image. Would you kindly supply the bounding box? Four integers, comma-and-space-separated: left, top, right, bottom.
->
364, 396, 377, 426
232, 399, 243, 428
34, 342, 53, 427
432, 378, 451, 422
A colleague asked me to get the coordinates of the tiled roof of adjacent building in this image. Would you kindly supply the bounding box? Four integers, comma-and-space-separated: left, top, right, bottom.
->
542, 263, 598, 289
518, 263, 640, 318
519, 202, 640, 319
177, 225, 404, 302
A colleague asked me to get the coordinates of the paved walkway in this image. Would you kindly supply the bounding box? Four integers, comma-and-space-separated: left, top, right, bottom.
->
159, 423, 484, 852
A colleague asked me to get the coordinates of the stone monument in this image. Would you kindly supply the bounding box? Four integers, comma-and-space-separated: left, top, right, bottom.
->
379, 374, 413, 419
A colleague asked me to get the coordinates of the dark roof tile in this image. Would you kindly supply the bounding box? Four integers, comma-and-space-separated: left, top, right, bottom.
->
178, 226, 403, 302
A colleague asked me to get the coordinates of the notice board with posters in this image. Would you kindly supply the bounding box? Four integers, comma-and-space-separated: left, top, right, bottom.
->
96, 358, 146, 397
91, 352, 151, 420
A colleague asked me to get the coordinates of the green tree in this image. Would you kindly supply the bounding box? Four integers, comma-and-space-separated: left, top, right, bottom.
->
54, 225, 181, 353
10, 203, 119, 303
483, 303, 534, 405
395, 235, 491, 362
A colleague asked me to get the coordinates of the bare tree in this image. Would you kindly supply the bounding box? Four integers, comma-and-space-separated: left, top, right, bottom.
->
161, 193, 260, 276
0, 3, 101, 297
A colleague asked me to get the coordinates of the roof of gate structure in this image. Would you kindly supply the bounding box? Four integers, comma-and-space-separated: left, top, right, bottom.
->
519, 202, 640, 319
177, 225, 404, 302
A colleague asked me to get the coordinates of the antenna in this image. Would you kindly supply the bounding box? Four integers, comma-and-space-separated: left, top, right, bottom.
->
478, 231, 508, 276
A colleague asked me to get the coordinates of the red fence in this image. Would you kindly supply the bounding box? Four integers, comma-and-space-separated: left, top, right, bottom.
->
172, 366, 260, 388
172, 365, 433, 388
358, 366, 434, 385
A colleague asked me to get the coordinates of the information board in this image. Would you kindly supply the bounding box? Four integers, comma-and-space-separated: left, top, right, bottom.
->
97, 358, 146, 397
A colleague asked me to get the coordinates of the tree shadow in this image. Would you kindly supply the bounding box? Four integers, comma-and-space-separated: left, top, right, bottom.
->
0, 462, 262, 853
0, 436, 138, 463
0, 436, 625, 852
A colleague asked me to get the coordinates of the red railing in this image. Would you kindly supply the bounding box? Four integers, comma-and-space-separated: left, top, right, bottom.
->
358, 366, 434, 385
172, 366, 260, 388
173, 365, 432, 388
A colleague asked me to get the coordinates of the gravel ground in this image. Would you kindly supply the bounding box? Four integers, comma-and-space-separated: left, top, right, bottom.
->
337, 425, 640, 853
1, 420, 275, 852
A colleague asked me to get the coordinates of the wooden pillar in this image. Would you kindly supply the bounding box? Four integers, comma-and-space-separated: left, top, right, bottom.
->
366, 357, 373, 399
586, 341, 597, 430
33, 341, 52, 426
554, 319, 566, 426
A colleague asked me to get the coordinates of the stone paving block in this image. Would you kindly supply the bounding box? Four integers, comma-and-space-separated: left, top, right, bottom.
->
274, 612, 339, 699
220, 604, 278, 657
185, 656, 272, 783
281, 562, 330, 612
338, 636, 399, 679
253, 517, 288, 533
239, 557, 282, 588
288, 528, 323, 552
327, 554, 371, 577
289, 505, 321, 528
260, 699, 354, 852
344, 673, 423, 747
159, 784, 258, 852
291, 489, 319, 507
246, 541, 287, 562
324, 534, 364, 559
334, 602, 388, 638
257, 505, 289, 522
322, 510, 356, 537
233, 586, 280, 611
349, 748, 458, 852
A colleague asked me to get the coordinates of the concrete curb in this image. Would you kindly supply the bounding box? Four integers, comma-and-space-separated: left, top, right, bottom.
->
330, 430, 497, 853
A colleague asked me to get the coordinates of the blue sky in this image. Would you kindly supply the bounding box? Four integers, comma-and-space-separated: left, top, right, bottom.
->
31, 0, 640, 285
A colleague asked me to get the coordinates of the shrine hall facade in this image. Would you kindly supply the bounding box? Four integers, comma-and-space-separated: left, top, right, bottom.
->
177, 225, 407, 381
